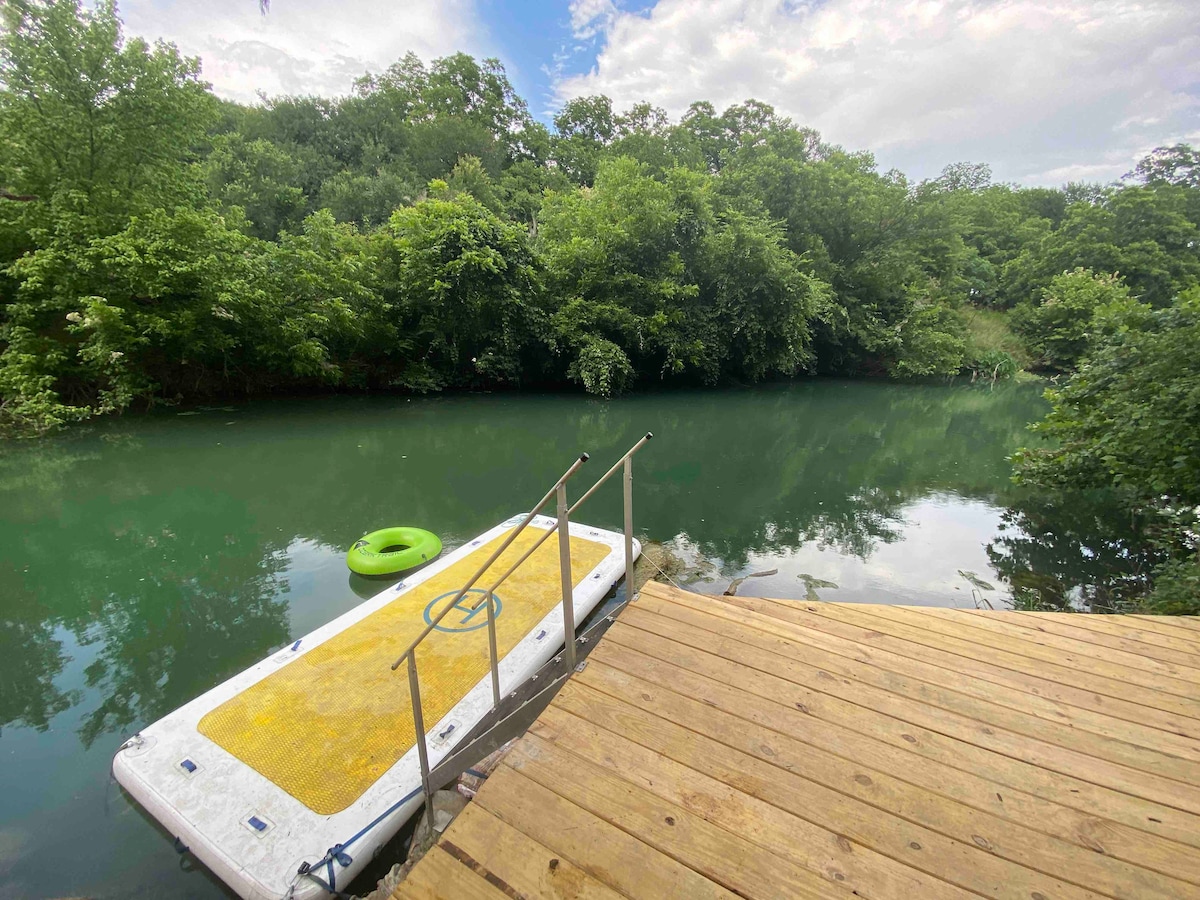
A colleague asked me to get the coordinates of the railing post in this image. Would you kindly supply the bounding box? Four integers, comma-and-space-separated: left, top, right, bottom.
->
407, 654, 433, 837
624, 456, 636, 600
485, 590, 501, 710
556, 482, 576, 669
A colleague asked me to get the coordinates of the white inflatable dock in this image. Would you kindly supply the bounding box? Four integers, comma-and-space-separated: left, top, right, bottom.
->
114, 515, 637, 899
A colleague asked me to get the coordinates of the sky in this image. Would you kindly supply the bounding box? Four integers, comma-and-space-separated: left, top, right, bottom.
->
120, 0, 1200, 185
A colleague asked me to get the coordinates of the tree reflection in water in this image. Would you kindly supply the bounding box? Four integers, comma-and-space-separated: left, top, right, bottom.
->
987, 488, 1160, 613
0, 446, 290, 746
1, 381, 1146, 750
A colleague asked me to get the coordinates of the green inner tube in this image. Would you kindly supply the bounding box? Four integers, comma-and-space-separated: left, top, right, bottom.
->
347, 526, 443, 576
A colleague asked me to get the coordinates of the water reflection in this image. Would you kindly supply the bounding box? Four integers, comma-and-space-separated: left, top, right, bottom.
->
624, 381, 1046, 568
987, 487, 1158, 612
0, 617, 80, 736
0, 481, 293, 747
0, 381, 1056, 742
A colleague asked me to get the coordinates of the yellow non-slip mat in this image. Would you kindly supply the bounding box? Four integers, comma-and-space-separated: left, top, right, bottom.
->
198, 528, 611, 814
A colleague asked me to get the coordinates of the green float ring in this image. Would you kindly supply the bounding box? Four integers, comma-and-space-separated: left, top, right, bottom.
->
347, 526, 443, 576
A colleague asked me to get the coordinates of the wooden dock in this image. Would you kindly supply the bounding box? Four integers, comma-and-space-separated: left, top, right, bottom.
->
393, 581, 1200, 899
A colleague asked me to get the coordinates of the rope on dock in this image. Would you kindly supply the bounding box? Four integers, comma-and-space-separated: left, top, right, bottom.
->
639, 551, 688, 593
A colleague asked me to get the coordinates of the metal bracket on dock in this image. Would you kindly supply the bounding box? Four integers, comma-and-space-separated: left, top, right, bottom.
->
423, 591, 632, 795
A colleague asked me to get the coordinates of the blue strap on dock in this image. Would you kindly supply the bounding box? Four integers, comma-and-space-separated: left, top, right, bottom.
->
298, 784, 424, 895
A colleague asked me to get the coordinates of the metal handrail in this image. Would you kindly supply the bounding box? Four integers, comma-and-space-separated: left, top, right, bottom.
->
468, 432, 654, 611
392, 435, 653, 827
389, 452, 590, 672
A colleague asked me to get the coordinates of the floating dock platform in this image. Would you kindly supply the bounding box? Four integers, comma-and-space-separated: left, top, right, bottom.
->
395, 581, 1200, 899
113, 515, 636, 900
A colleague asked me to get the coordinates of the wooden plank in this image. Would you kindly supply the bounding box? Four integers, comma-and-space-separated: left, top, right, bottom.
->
1029, 610, 1200, 649
392, 843, 512, 900
502, 737, 846, 900
681, 586, 1199, 740
474, 765, 737, 900
590, 629, 1200, 849
543, 685, 1195, 900
525, 716, 981, 900
567, 666, 1200, 890
632, 595, 1200, 772
911, 605, 1200, 684
1016, 611, 1200, 657
1125, 615, 1200, 639
1129, 614, 1200, 629
398, 585, 1200, 900
436, 805, 627, 900
613, 611, 1200, 811
647, 588, 1200, 763
785, 597, 1200, 719
845, 602, 1200, 700
964, 609, 1200, 670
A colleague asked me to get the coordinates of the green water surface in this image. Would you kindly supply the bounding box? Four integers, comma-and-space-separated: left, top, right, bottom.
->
0, 380, 1050, 898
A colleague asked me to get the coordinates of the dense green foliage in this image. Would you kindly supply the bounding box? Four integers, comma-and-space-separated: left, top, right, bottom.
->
1013, 290, 1200, 612
1011, 269, 1133, 371
6, 0, 1200, 435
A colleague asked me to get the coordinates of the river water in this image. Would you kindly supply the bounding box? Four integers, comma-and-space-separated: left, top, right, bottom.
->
0, 380, 1049, 898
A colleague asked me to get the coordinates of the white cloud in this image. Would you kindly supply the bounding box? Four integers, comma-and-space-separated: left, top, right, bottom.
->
120, 0, 487, 103
553, 0, 1200, 184
569, 0, 620, 39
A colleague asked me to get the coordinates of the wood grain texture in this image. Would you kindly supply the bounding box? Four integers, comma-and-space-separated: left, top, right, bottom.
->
395, 582, 1200, 899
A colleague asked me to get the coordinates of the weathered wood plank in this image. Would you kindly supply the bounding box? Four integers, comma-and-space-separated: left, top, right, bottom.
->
607, 617, 1200, 814
592, 628, 1200, 848
436, 804, 626, 900
1125, 615, 1200, 640
524, 718, 977, 900
839, 602, 1200, 701
643, 584, 1200, 740
645, 588, 1200, 763
1016, 611, 1200, 656
541, 687, 1196, 900
474, 765, 737, 900
392, 843, 511, 900
910, 604, 1200, 683
565, 668, 1200, 890
397, 584, 1200, 900
502, 737, 845, 900
631, 595, 1200, 773
964, 609, 1200, 670
769, 595, 1200, 720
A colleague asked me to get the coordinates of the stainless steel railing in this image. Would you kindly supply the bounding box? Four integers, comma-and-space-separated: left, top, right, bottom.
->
390, 433, 653, 812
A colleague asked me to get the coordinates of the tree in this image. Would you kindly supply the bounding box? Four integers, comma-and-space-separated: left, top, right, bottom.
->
1128, 144, 1200, 189
1014, 288, 1200, 610
203, 133, 308, 239
931, 161, 992, 193
0, 0, 217, 432
552, 95, 616, 186
1011, 268, 1133, 371
1016, 289, 1200, 506
377, 187, 545, 390
445, 155, 503, 214
352, 52, 531, 183
0, 0, 215, 226
721, 140, 971, 376
539, 157, 823, 394
1002, 185, 1200, 307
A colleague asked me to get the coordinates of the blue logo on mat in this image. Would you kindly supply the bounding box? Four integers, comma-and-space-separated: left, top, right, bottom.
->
424, 589, 503, 633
